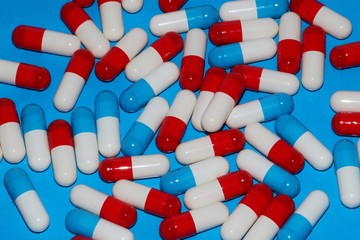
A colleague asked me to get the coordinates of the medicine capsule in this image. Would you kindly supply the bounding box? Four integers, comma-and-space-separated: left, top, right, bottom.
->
275, 114, 333, 171
160, 202, 229, 240
330, 91, 360, 112
226, 93, 294, 129
0, 59, 50, 90
332, 112, 360, 136
0, 98, 26, 163
12, 25, 81, 56
113, 179, 181, 218
333, 139, 360, 208
201, 72, 245, 132
122, 97, 169, 156
231, 64, 300, 95
156, 90, 196, 153
278, 190, 329, 240
73, 0, 94, 8
176, 129, 245, 165
98, 0, 124, 42
99, 154, 170, 182
149, 5, 218, 36
119, 62, 179, 113
158, 0, 187, 12
125, 31, 183, 82
66, 209, 134, 240
236, 149, 300, 197
330, 42, 360, 69
95, 28, 148, 81
179, 28, 206, 91
209, 18, 278, 46
71, 107, 99, 174
72, 236, 92, 240
60, 2, 110, 58
70, 184, 137, 228
122, 0, 143, 13
290, 0, 352, 39
208, 38, 277, 69
4, 168, 50, 232
220, 184, 273, 240
54, 49, 95, 112
184, 170, 253, 209
245, 123, 304, 174
95, 90, 121, 158
277, 12, 302, 74
21, 104, 51, 172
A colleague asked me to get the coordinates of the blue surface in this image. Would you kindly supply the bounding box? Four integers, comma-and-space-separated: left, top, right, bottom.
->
1, 0, 360, 239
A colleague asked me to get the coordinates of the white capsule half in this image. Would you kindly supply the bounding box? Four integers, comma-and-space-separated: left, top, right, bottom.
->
51, 145, 77, 187
301, 51, 325, 91
330, 91, 360, 113
99, 0, 124, 41
0, 122, 26, 163
121, 0, 143, 13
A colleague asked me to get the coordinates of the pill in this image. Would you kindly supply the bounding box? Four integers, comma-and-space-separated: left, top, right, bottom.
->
122, 0, 143, 13
330, 91, 360, 112
112, 179, 181, 218
12, 25, 81, 56
226, 93, 294, 129
98, 0, 124, 42
290, 0, 352, 39
21, 104, 51, 172
275, 114, 333, 171
54, 49, 95, 112
70, 184, 137, 228
4, 167, 50, 232
72, 236, 92, 240
60, 2, 110, 58
332, 112, 360, 136
158, 0, 187, 12
125, 31, 183, 82
122, 97, 169, 156
330, 41, 360, 69
73, 0, 94, 8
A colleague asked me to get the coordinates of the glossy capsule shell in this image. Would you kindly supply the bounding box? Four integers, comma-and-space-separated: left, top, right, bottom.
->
122, 0, 143, 13
73, 0, 95, 7
98, 0, 124, 42
158, 0, 187, 13
330, 42, 360, 69
332, 112, 360, 136
330, 91, 360, 112
72, 236, 93, 240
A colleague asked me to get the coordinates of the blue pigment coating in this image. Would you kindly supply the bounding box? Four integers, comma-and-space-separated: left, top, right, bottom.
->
21, 104, 47, 134
208, 43, 244, 69
259, 93, 294, 121
4, 167, 34, 201
160, 165, 196, 195
275, 114, 308, 146
71, 106, 96, 136
185, 5, 219, 30
95, 90, 119, 119
122, 121, 155, 156
65, 209, 99, 238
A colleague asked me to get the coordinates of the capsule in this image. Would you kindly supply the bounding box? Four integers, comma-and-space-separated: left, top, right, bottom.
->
243, 194, 294, 240
236, 149, 300, 197
290, 0, 352, 39
330, 42, 360, 69
48, 120, 77, 187
278, 190, 329, 240
160, 202, 229, 240
95, 90, 121, 158
201, 72, 245, 132
149, 5, 218, 36
179, 28, 206, 91
277, 12, 302, 74
72, 236, 93, 240
66, 209, 134, 240
226, 93, 294, 129
122, 97, 169, 156
332, 112, 360, 136
71, 107, 99, 174
12, 25, 81, 56
21, 104, 51, 172
113, 179, 181, 218
125, 31, 183, 82
330, 91, 360, 112
219, 0, 289, 21
245, 123, 304, 174
176, 129, 245, 165
0, 98, 26, 163
60, 2, 110, 58
209, 18, 278, 46
220, 184, 273, 240
275, 114, 333, 171
156, 90, 196, 153
208, 38, 277, 69
70, 184, 137, 228
0, 59, 50, 90
231, 64, 300, 95
184, 170, 253, 209
73, 0, 94, 8
99, 154, 170, 182
119, 62, 179, 113
4, 168, 50, 232
333, 139, 360, 208
158, 0, 187, 12
54, 49, 95, 112
121, 0, 143, 13
98, 0, 124, 42
95, 28, 148, 81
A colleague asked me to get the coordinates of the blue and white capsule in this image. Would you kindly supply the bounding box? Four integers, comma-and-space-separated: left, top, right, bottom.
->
122, 97, 169, 156
65, 209, 134, 240
236, 149, 300, 198
275, 114, 333, 171
21, 104, 51, 172
4, 167, 50, 233
95, 90, 121, 158
226, 93, 294, 129
149, 5, 219, 36
71, 107, 99, 174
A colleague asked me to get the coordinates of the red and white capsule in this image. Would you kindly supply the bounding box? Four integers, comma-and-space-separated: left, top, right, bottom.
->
98, 0, 124, 42
122, 0, 143, 13
159, 0, 188, 12
330, 41, 360, 69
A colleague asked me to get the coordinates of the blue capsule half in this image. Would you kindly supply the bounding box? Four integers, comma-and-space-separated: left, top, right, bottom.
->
21, 104, 47, 135
185, 5, 219, 30
121, 121, 155, 156
208, 43, 244, 69
277, 213, 313, 240
119, 80, 155, 113
95, 90, 120, 120
71, 106, 96, 136
333, 139, 360, 170
275, 114, 308, 146
66, 209, 100, 238
255, 0, 289, 19
160, 166, 196, 195
259, 93, 294, 121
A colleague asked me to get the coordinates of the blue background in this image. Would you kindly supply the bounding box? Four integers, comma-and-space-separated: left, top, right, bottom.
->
0, 0, 359, 239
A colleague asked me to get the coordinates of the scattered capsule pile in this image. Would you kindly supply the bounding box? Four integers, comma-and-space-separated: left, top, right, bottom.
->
1, 0, 360, 239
